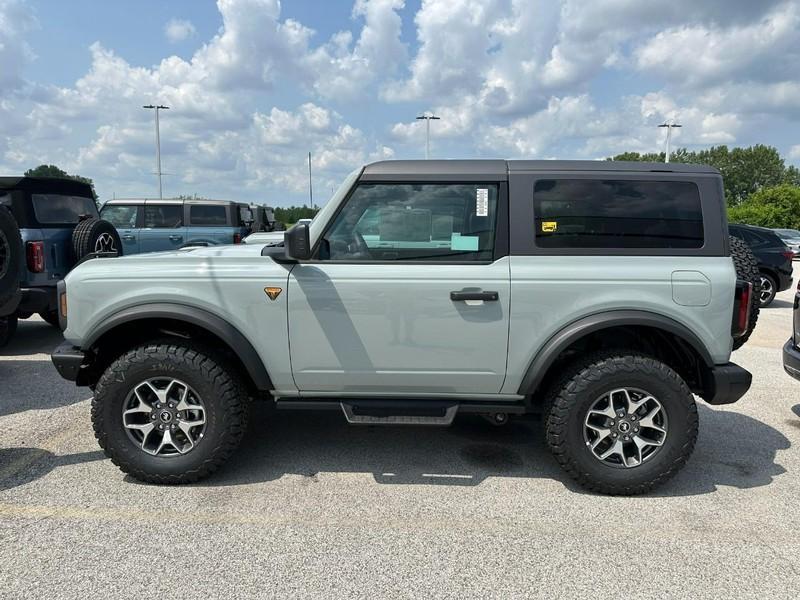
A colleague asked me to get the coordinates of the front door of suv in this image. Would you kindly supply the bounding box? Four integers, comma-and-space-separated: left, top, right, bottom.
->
140, 203, 186, 253
287, 182, 511, 395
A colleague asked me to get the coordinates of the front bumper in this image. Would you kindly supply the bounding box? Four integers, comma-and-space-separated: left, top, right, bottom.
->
783, 339, 800, 381
51, 341, 86, 382
704, 362, 752, 405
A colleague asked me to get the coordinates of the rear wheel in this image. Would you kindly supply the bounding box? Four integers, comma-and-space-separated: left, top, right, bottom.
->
545, 352, 698, 495
92, 342, 249, 484
757, 273, 777, 307
729, 235, 760, 350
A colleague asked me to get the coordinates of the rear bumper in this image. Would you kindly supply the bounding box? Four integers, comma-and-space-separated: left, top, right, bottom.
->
783, 339, 800, 381
51, 341, 86, 382
18, 286, 56, 313
778, 271, 794, 292
704, 362, 752, 405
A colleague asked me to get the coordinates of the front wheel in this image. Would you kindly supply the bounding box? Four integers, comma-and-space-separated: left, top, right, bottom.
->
92, 342, 250, 484
545, 352, 698, 495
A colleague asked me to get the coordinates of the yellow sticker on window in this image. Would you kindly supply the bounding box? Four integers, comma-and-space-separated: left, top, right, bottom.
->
541, 221, 558, 233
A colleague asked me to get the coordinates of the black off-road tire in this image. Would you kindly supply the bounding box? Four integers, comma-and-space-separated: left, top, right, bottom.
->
92, 342, 249, 484
72, 218, 123, 261
544, 352, 698, 495
0, 314, 18, 348
729, 235, 760, 350
38, 310, 60, 327
0, 207, 22, 308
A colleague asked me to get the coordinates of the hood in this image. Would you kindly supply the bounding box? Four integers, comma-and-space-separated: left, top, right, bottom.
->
115, 243, 271, 261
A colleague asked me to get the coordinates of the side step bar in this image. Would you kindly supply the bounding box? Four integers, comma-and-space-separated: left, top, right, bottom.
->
341, 400, 459, 426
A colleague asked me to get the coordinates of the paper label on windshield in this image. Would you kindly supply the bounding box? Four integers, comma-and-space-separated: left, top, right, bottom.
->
476, 188, 488, 216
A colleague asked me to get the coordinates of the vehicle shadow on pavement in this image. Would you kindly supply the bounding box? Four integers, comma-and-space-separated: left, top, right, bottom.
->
764, 298, 794, 309
0, 448, 106, 492
193, 403, 790, 496
0, 318, 64, 357
0, 360, 89, 417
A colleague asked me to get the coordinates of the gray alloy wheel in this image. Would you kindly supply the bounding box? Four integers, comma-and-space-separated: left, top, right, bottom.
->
0, 228, 9, 281
122, 377, 207, 456
583, 387, 668, 469
758, 274, 775, 306
93, 232, 118, 253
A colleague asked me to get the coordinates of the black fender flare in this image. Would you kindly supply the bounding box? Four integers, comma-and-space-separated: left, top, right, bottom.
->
83, 303, 273, 391
517, 310, 714, 396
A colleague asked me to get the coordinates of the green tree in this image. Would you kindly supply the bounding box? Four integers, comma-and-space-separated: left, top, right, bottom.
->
25, 164, 98, 200
274, 205, 319, 226
609, 145, 799, 206
727, 184, 800, 229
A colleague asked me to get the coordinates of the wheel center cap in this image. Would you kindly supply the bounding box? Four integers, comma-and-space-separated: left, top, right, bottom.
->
618, 421, 631, 433
159, 411, 173, 423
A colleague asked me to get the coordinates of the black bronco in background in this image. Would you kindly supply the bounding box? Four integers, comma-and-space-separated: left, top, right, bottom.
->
0, 176, 121, 346
729, 223, 794, 307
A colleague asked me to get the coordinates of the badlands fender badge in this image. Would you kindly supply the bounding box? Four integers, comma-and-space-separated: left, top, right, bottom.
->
264, 287, 283, 301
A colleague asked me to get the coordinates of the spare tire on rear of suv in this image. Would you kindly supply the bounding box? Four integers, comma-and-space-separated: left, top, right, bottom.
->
0, 206, 23, 309
729, 234, 760, 350
72, 218, 123, 261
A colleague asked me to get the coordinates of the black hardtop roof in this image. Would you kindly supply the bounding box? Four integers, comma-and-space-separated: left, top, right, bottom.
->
0, 176, 94, 195
103, 197, 245, 206
362, 159, 720, 176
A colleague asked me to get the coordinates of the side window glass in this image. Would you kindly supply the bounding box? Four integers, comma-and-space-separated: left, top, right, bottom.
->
533, 179, 704, 249
101, 205, 139, 228
144, 205, 183, 228
320, 183, 497, 261
190, 205, 227, 226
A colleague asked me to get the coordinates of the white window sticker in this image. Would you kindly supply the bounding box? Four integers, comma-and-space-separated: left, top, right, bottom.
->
476, 188, 488, 217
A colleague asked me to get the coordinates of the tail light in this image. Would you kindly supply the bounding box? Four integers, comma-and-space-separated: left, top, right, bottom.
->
731, 280, 752, 338
26, 241, 45, 273
782, 250, 794, 261
233, 233, 242, 244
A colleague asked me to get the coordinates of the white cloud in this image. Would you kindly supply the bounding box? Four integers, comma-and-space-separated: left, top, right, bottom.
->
790, 145, 800, 160
164, 18, 196, 43
1, 0, 798, 202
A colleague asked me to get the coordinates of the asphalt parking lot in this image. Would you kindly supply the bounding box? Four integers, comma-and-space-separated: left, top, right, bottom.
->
1, 289, 799, 599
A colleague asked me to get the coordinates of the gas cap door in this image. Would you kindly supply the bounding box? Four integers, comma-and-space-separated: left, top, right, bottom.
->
671, 270, 711, 306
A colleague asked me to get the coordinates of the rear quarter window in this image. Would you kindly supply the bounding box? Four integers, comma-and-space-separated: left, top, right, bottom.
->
533, 179, 704, 249
190, 205, 227, 226
31, 194, 98, 225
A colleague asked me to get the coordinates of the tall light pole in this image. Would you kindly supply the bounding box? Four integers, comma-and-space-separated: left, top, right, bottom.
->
143, 104, 169, 199
658, 120, 681, 163
416, 113, 440, 159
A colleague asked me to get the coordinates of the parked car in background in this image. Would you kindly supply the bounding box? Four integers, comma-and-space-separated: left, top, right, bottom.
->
773, 228, 800, 259
729, 223, 793, 307
100, 198, 252, 254
783, 280, 800, 381
1, 176, 121, 346
244, 217, 311, 245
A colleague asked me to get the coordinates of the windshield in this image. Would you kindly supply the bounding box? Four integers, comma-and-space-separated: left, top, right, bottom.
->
308, 167, 361, 248
775, 229, 800, 239
32, 194, 98, 224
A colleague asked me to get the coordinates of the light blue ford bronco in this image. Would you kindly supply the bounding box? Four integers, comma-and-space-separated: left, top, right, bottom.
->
51, 160, 755, 494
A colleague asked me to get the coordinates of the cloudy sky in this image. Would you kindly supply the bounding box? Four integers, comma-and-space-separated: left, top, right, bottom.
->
1, 0, 799, 205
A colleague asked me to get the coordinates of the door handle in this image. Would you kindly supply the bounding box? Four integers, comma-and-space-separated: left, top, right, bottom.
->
169, 235, 183, 241
450, 291, 499, 302
122, 235, 135, 241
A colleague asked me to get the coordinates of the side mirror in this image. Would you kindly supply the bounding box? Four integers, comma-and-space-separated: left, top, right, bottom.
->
285, 222, 312, 260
